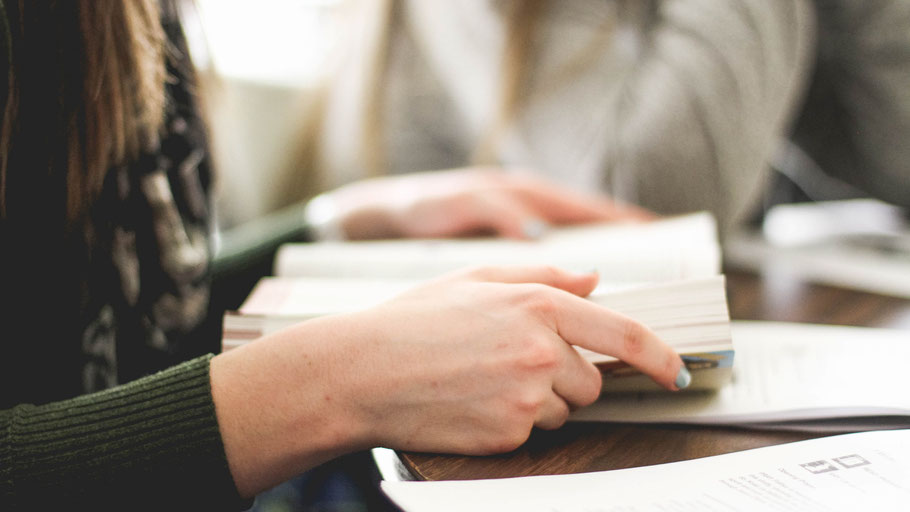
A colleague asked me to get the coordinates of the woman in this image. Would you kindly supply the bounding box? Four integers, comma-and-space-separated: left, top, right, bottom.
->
304, 0, 813, 232
305, 0, 910, 234
0, 1, 689, 509
0, 0, 215, 406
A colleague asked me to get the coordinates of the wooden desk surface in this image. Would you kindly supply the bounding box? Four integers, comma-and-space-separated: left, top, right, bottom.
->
398, 269, 910, 481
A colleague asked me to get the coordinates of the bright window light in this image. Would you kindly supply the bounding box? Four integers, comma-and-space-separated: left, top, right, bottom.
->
193, 0, 342, 86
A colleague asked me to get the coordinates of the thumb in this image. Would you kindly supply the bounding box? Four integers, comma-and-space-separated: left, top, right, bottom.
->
456, 265, 600, 297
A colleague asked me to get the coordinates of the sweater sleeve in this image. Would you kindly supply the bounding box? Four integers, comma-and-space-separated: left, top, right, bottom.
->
0, 355, 249, 511
608, 0, 815, 231
789, 0, 910, 207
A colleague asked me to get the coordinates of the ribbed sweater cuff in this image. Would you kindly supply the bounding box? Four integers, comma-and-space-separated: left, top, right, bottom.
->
0, 355, 248, 511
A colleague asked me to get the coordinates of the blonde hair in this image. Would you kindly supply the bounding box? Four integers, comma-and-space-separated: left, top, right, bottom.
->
0, 0, 167, 223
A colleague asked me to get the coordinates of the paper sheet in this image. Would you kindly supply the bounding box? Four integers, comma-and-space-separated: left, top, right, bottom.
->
724, 199, 910, 299
382, 429, 910, 511
570, 321, 910, 430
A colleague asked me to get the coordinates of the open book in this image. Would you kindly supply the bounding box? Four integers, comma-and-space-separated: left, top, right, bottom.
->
570, 321, 910, 431
275, 212, 721, 281
382, 429, 910, 512
223, 275, 734, 393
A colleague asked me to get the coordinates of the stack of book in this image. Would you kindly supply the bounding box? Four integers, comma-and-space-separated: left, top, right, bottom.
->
224, 212, 735, 393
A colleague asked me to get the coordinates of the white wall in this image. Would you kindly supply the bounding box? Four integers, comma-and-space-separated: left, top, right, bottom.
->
190, 0, 342, 227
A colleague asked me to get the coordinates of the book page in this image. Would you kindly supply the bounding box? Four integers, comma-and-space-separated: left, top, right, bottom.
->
239, 276, 419, 318
224, 276, 734, 391
570, 322, 910, 428
583, 276, 733, 392
275, 212, 720, 281
381, 429, 910, 511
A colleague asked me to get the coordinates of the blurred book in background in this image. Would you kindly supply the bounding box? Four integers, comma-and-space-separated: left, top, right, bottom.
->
274, 212, 721, 281
726, 199, 910, 298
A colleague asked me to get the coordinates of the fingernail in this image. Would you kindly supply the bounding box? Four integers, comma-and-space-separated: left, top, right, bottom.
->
675, 365, 692, 390
521, 218, 548, 239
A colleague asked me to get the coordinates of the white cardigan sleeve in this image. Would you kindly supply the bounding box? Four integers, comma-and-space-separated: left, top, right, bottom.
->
607, 0, 815, 230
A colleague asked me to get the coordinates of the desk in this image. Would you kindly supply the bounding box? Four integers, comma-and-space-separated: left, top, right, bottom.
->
395, 268, 910, 481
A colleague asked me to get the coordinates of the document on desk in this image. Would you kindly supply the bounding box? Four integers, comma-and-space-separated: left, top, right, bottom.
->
381, 429, 910, 511
724, 199, 910, 299
570, 321, 910, 431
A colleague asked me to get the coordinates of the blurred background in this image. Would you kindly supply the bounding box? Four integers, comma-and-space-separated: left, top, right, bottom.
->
189, 0, 344, 228
186, 2, 910, 510
190, 0, 909, 232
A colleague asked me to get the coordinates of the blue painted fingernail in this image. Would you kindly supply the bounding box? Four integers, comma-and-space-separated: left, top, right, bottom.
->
521, 218, 548, 239
675, 365, 692, 390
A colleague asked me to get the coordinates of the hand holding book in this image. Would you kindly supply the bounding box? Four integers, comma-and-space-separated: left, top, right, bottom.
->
226, 274, 732, 393
213, 265, 689, 494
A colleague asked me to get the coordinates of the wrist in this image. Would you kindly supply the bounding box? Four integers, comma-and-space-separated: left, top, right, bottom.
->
210, 322, 370, 497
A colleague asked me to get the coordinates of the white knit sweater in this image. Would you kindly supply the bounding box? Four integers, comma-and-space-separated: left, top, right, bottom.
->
315, 0, 909, 230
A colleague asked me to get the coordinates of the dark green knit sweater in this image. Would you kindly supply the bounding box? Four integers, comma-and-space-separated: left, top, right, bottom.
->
0, 355, 247, 510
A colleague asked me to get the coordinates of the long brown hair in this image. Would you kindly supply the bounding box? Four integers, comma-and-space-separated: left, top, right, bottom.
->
0, 0, 167, 223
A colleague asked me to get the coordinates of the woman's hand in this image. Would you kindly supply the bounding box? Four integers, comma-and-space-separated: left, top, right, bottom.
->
338, 265, 686, 452
211, 265, 685, 497
309, 167, 654, 240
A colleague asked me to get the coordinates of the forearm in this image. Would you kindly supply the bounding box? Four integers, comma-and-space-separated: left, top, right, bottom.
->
210, 316, 372, 498
0, 356, 246, 511
1, 323, 366, 509
610, 0, 815, 230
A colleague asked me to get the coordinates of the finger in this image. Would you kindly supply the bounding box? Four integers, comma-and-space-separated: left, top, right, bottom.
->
458, 265, 599, 298
460, 193, 549, 240
533, 391, 571, 431
404, 191, 545, 239
551, 340, 604, 409
610, 201, 659, 222
506, 175, 655, 223
547, 289, 686, 391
